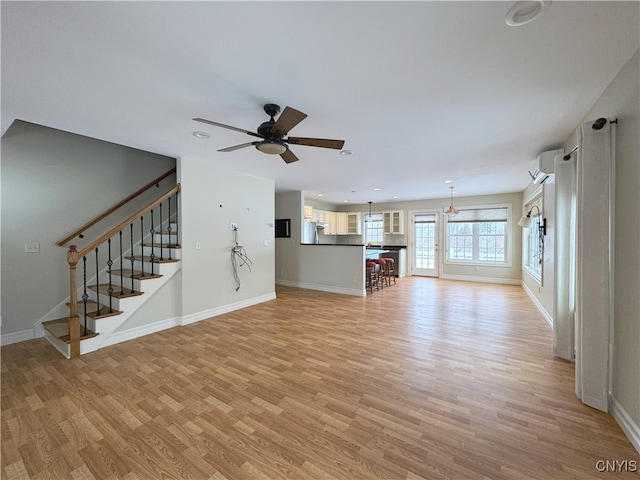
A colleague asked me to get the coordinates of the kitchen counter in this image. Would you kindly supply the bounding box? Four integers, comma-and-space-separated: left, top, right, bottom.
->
300, 243, 365, 246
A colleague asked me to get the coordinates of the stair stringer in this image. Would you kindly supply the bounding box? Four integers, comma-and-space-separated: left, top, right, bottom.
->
79, 261, 181, 355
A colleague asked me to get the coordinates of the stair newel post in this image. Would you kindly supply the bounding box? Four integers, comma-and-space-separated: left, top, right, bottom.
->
107, 239, 114, 314
167, 196, 173, 260
67, 246, 81, 358
149, 209, 156, 276
129, 223, 136, 294
119, 231, 125, 295
139, 216, 146, 278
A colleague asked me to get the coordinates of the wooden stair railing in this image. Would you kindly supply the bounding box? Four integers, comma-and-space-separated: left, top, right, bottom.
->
57, 167, 177, 247
65, 184, 181, 357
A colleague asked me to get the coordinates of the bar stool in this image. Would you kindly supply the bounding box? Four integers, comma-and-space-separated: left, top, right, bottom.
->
372, 258, 387, 288
382, 257, 396, 285
365, 261, 379, 293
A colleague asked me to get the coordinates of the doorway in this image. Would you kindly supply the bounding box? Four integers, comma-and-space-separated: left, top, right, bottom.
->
411, 212, 439, 277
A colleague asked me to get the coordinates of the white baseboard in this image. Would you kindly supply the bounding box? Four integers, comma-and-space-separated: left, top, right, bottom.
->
439, 274, 522, 286
101, 316, 182, 348
521, 281, 554, 327
610, 394, 640, 454
1, 329, 35, 346
182, 292, 277, 326
276, 279, 365, 297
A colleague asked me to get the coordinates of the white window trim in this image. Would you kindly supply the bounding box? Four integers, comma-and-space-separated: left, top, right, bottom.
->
522, 188, 543, 284
443, 203, 513, 268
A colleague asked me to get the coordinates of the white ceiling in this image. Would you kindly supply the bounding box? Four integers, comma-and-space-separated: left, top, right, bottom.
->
2, 1, 639, 206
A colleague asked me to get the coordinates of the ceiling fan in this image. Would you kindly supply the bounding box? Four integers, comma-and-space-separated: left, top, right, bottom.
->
193, 103, 345, 164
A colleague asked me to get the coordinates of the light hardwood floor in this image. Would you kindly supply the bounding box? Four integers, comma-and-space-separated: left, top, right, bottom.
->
2, 278, 638, 479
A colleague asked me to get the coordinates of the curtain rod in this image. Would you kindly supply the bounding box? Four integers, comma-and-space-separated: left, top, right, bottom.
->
562, 117, 617, 161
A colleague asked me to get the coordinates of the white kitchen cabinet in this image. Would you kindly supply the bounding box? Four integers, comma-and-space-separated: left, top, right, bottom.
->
324, 211, 337, 235
336, 213, 347, 235
383, 210, 404, 234
346, 212, 362, 235
304, 205, 313, 220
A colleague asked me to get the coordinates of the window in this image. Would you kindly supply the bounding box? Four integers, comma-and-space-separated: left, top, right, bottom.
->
522, 195, 543, 282
445, 206, 510, 265
364, 213, 383, 244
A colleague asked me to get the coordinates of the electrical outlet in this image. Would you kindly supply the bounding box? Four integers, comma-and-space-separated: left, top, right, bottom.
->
230, 222, 238, 230
24, 242, 40, 253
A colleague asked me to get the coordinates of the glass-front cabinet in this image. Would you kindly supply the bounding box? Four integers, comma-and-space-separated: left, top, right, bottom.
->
383, 210, 404, 235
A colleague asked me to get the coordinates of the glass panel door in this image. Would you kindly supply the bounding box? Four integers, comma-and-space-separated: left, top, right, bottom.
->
412, 212, 438, 277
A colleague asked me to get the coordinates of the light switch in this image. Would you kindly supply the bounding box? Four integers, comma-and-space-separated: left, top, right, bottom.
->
25, 242, 40, 253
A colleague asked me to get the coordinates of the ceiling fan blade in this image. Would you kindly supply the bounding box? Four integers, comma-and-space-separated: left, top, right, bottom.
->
270, 107, 307, 137
218, 141, 259, 152
280, 149, 299, 164
193, 118, 263, 138
287, 137, 345, 150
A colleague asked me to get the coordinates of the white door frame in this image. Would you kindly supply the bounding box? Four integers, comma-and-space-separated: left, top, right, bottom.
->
409, 209, 440, 277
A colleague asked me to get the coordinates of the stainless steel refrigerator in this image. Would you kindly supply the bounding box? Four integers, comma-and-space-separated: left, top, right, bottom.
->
302, 221, 319, 244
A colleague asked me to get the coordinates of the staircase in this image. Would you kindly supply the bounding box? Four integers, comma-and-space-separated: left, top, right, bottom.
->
43, 171, 181, 358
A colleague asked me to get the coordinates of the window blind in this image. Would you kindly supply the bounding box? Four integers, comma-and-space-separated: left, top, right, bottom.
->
448, 207, 508, 223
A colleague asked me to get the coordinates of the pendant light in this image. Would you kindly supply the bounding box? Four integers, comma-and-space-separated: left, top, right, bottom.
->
445, 186, 458, 217
365, 201, 373, 222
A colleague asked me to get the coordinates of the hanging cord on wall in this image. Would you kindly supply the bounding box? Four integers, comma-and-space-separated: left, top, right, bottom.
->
231, 226, 252, 291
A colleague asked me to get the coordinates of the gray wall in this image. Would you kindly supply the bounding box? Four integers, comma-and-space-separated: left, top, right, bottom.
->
276, 191, 365, 296
332, 192, 523, 284
581, 50, 639, 437
179, 157, 275, 322
1, 121, 175, 337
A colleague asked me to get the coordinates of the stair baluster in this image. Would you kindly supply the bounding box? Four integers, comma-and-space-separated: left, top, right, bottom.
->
174, 190, 179, 247
167, 196, 173, 260
82, 255, 89, 336
149, 209, 156, 276
139, 216, 146, 278
107, 239, 114, 314
119, 231, 125, 295
129, 224, 136, 294
159, 203, 164, 261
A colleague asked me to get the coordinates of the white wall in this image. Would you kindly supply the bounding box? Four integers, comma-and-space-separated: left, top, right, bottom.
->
0, 120, 176, 339
179, 157, 276, 323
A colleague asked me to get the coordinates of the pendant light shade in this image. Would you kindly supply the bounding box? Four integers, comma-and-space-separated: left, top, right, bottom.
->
365, 201, 373, 222
445, 186, 458, 217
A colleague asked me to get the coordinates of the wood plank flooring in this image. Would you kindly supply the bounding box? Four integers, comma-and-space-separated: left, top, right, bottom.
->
2, 278, 638, 479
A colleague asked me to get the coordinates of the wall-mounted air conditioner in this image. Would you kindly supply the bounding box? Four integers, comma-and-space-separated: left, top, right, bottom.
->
530, 148, 563, 184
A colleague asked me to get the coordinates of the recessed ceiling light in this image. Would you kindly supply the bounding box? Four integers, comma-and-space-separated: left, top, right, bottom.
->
340, 150, 353, 156
444, 179, 453, 184
317, 194, 324, 197
373, 188, 381, 191
343, 200, 349, 203
392, 195, 399, 199
192, 131, 210, 139
505, 1, 548, 27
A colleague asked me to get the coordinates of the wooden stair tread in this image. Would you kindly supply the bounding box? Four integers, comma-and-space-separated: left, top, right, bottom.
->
66, 300, 123, 319
110, 269, 162, 280
42, 318, 98, 343
130, 255, 180, 264
143, 243, 181, 249
88, 284, 144, 298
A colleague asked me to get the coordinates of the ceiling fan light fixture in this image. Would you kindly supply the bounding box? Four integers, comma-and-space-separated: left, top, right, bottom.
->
255, 140, 287, 155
